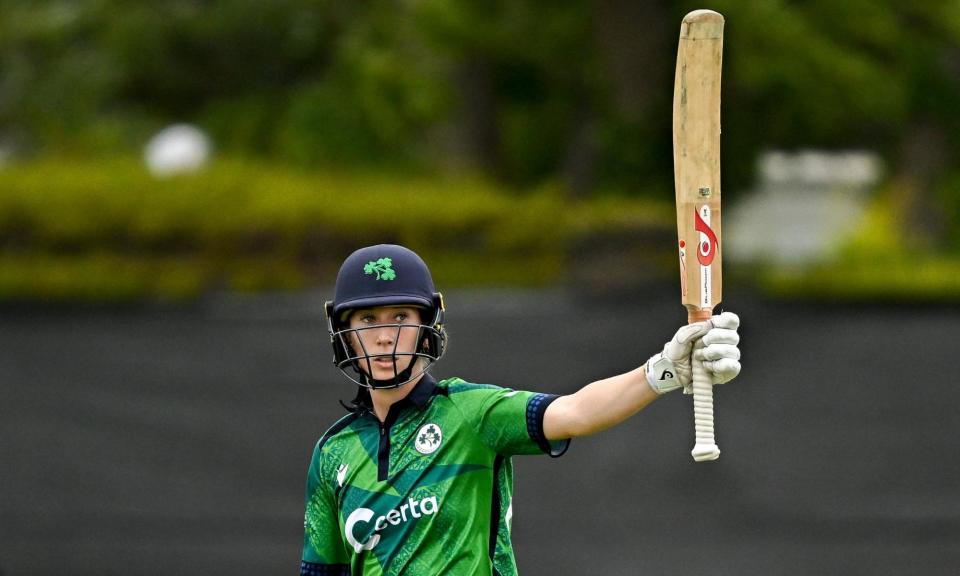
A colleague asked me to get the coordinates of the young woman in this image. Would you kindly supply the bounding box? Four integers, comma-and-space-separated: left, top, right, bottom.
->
301, 244, 741, 576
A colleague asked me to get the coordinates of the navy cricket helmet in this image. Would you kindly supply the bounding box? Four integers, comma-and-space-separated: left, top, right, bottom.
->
325, 244, 447, 389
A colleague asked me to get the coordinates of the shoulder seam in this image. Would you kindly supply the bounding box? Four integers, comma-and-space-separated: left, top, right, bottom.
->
445, 379, 502, 394
316, 412, 362, 452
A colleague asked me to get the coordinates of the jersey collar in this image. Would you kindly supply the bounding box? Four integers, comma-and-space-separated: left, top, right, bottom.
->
344, 372, 437, 412
350, 373, 440, 423
405, 372, 438, 407
379, 373, 438, 427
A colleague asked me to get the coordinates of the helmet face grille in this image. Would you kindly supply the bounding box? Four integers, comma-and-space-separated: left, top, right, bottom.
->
330, 322, 447, 389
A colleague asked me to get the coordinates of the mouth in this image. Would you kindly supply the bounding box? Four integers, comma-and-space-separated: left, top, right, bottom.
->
372, 356, 397, 367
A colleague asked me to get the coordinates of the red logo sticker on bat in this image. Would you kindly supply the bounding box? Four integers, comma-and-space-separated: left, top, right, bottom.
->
678, 240, 687, 297
694, 207, 718, 266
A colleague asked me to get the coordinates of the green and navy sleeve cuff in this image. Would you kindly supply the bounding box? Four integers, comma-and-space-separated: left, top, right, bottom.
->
526, 393, 570, 457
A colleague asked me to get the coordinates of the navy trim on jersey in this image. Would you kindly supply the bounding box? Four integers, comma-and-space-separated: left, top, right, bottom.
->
403, 373, 438, 406
526, 393, 570, 457
300, 560, 350, 575
377, 422, 390, 482
342, 369, 441, 414
488, 453, 506, 575
375, 374, 440, 481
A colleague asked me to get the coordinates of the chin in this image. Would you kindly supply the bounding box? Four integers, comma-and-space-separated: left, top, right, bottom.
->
368, 364, 414, 382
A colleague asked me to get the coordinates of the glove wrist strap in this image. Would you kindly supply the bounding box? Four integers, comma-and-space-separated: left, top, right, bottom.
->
646, 352, 681, 395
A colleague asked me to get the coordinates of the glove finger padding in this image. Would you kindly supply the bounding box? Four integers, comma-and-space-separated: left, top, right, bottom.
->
681, 338, 708, 395
699, 311, 742, 385
666, 322, 709, 384
694, 343, 741, 362
668, 321, 711, 349
703, 357, 741, 384
702, 327, 739, 346
711, 311, 739, 330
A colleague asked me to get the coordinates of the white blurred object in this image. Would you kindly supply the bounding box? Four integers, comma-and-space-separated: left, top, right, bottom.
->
143, 124, 212, 177
726, 150, 883, 266
759, 150, 882, 188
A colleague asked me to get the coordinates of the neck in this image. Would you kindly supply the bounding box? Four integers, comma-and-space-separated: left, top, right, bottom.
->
369, 373, 424, 423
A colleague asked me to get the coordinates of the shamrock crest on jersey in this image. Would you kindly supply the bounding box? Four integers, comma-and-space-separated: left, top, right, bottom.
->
363, 258, 396, 281
415, 423, 442, 454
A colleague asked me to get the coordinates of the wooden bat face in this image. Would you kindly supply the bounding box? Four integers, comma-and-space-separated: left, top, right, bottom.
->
673, 10, 724, 320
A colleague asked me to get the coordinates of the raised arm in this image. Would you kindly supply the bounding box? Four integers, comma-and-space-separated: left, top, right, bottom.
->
543, 312, 741, 440
542, 365, 658, 439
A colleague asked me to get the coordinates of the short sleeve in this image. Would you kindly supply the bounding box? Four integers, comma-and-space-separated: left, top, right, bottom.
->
301, 441, 351, 574
448, 381, 570, 457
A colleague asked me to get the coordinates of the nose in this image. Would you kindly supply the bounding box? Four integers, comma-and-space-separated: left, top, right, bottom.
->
374, 326, 395, 346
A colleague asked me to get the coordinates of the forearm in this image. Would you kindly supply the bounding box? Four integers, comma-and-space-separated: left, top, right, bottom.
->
543, 365, 659, 440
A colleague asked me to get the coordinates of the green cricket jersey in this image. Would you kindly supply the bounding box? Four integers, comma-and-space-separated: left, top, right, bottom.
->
300, 374, 569, 576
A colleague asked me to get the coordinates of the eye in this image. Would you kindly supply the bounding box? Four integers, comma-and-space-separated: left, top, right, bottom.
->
394, 312, 408, 323
359, 314, 376, 324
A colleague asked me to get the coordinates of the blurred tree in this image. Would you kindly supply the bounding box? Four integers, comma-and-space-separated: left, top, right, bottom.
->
415, 0, 679, 194
888, 3, 960, 249
416, 0, 593, 184
580, 0, 670, 195
276, 0, 450, 168
97, 0, 347, 156
2, 0, 960, 250
705, 0, 960, 249
0, 1, 123, 153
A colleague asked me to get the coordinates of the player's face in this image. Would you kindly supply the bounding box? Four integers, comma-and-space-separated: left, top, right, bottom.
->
347, 306, 424, 379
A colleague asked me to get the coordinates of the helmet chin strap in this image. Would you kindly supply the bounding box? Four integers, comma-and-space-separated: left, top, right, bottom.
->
360, 356, 423, 389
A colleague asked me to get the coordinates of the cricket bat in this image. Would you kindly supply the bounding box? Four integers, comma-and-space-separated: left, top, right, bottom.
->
673, 9, 724, 462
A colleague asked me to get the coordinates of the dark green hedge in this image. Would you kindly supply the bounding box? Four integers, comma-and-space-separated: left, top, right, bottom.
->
0, 158, 669, 302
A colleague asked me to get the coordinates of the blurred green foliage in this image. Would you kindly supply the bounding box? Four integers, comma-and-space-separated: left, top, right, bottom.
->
760, 254, 960, 302
3, 1, 960, 300
759, 190, 960, 301
3, 2, 957, 199
0, 158, 668, 301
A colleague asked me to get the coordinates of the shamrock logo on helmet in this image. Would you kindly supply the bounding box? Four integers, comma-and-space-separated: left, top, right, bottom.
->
363, 258, 396, 281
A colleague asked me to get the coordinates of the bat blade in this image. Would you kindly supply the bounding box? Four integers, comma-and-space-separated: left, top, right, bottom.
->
673, 9, 724, 462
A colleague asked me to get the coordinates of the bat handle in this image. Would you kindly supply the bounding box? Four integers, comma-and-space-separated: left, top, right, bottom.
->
691, 353, 719, 461
688, 309, 720, 461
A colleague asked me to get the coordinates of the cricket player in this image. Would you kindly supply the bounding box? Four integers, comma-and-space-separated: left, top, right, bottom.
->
301, 244, 741, 575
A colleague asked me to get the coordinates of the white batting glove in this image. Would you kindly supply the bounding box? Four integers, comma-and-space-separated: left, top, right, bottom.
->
694, 311, 741, 386
645, 321, 711, 394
